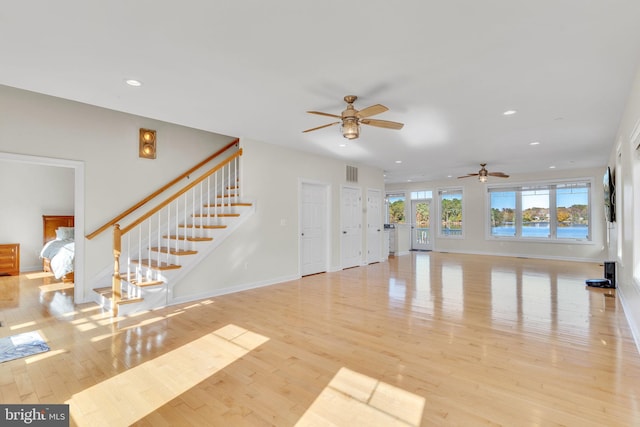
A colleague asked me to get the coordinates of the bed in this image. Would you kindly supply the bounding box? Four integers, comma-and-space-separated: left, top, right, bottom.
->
40, 215, 75, 282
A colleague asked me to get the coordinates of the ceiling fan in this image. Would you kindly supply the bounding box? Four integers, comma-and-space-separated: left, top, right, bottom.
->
458, 164, 509, 182
303, 95, 404, 140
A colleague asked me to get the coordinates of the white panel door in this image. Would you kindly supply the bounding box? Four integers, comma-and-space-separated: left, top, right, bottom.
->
411, 199, 433, 250
366, 188, 382, 264
301, 183, 328, 276
341, 186, 362, 269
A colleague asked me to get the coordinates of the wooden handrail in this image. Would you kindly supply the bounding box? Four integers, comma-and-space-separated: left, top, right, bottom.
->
86, 138, 239, 240
120, 149, 243, 235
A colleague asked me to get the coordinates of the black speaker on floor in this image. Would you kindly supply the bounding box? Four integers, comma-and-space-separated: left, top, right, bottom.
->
604, 261, 616, 288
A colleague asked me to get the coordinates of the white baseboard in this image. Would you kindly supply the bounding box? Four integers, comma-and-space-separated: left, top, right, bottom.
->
168, 273, 300, 306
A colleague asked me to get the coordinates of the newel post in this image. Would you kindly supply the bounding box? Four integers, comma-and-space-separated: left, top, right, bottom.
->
112, 224, 122, 315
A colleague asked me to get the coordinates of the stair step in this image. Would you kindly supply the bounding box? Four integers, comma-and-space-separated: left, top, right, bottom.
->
179, 224, 227, 229
94, 286, 112, 296
216, 193, 238, 198
163, 235, 214, 242
119, 273, 166, 287
93, 287, 144, 305
150, 246, 198, 256
203, 202, 252, 207
132, 279, 165, 288
226, 185, 239, 190
131, 259, 182, 270
193, 213, 240, 218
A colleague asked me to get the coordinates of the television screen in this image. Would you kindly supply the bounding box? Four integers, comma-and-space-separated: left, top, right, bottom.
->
604, 167, 615, 222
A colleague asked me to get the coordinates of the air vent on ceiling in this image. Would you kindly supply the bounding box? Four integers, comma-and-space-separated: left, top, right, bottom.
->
346, 165, 358, 183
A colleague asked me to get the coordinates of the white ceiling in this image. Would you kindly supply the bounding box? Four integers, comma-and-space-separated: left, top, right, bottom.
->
2, 1, 640, 183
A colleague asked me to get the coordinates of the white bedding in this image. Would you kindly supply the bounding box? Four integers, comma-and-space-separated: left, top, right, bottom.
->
40, 239, 74, 279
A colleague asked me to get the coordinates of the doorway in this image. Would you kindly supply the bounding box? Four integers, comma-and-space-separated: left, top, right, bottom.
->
411, 199, 432, 251
0, 152, 85, 302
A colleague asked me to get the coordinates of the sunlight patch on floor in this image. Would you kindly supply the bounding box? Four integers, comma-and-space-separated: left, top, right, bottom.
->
66, 324, 269, 426
296, 367, 425, 427
25, 349, 68, 364
39, 281, 74, 293
25, 271, 54, 279
9, 321, 37, 331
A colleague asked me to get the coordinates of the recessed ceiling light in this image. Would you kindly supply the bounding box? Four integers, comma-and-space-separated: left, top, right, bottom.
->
529, 141, 540, 146
407, 179, 412, 182
503, 110, 517, 116
447, 175, 452, 178
549, 165, 556, 169
395, 160, 402, 164
125, 79, 142, 87
339, 143, 347, 147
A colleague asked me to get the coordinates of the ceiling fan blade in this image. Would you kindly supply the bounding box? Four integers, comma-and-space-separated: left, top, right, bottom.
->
360, 118, 404, 130
488, 172, 509, 178
356, 104, 388, 118
457, 174, 479, 178
307, 111, 342, 119
302, 122, 340, 133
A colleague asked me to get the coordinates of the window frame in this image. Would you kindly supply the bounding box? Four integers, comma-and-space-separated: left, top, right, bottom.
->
486, 178, 593, 243
385, 192, 407, 224
438, 187, 464, 239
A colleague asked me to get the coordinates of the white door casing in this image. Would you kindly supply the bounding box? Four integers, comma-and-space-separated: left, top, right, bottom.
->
300, 182, 328, 276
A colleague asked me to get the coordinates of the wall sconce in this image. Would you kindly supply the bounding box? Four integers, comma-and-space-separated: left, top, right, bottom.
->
139, 128, 156, 159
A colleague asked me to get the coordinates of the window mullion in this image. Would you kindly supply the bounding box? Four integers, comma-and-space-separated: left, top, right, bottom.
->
516, 190, 522, 237
549, 186, 557, 239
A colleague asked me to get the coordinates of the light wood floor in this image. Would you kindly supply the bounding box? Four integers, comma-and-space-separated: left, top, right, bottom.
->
1, 252, 639, 426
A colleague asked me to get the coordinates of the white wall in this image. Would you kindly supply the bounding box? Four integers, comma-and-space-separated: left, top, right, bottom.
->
385, 167, 607, 262
0, 84, 235, 300
607, 64, 640, 348
0, 84, 386, 304
0, 162, 74, 270
172, 137, 385, 299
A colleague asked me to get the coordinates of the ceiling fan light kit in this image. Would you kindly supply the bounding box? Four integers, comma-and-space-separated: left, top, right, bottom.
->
341, 117, 360, 139
303, 95, 404, 140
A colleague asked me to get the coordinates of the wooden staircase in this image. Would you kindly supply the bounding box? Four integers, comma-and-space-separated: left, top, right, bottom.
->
87, 141, 252, 316
93, 190, 254, 315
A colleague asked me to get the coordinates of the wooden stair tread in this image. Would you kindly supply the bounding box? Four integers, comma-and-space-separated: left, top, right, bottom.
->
163, 235, 213, 242
93, 286, 112, 296
131, 259, 182, 270
179, 224, 227, 229
118, 274, 165, 287
131, 280, 164, 288
203, 202, 252, 207
93, 288, 144, 305
150, 246, 198, 256
193, 213, 240, 218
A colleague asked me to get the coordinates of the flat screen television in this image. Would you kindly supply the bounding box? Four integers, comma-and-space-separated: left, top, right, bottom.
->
604, 166, 615, 222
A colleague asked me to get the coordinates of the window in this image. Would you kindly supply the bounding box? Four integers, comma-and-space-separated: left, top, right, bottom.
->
522, 186, 550, 238
386, 193, 406, 224
490, 191, 516, 237
556, 183, 589, 239
439, 189, 463, 236
488, 181, 590, 241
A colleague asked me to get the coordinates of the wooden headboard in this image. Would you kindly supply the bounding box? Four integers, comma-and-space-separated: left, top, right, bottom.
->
43, 215, 75, 244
